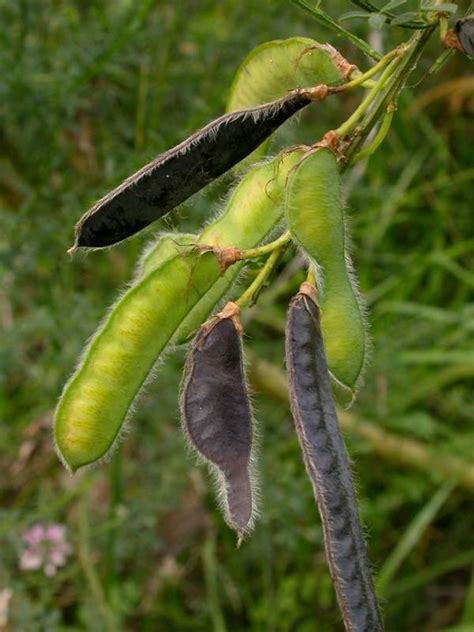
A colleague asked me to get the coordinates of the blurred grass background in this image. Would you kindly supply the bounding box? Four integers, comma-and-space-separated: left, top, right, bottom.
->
0, 1, 473, 630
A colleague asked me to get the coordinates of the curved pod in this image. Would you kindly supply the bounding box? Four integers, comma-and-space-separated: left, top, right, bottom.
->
285, 148, 367, 392
228, 38, 346, 110
181, 304, 254, 540
54, 251, 221, 471
56, 150, 305, 471
74, 92, 314, 249
227, 37, 347, 166
141, 150, 304, 344
285, 284, 383, 631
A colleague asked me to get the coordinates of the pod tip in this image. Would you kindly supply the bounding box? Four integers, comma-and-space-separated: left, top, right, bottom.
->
54, 441, 77, 475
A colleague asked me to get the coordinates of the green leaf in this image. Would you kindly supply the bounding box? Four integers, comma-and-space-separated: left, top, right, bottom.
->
436, 3, 458, 13
420, 2, 458, 13
381, 0, 407, 11
391, 11, 421, 25
368, 12, 388, 28
340, 10, 371, 21
376, 483, 455, 594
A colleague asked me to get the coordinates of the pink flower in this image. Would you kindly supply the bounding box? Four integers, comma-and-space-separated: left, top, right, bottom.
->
19, 549, 43, 571
19, 523, 72, 576
45, 524, 66, 542
22, 525, 44, 546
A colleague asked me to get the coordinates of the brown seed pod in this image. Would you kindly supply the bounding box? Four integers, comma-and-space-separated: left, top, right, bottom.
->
180, 302, 255, 542
73, 90, 323, 249
285, 283, 383, 632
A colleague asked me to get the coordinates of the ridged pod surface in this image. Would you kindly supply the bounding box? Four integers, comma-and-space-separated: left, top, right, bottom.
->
181, 304, 254, 540
54, 251, 221, 471
285, 284, 383, 631
285, 148, 367, 393
227, 37, 347, 165
74, 92, 314, 249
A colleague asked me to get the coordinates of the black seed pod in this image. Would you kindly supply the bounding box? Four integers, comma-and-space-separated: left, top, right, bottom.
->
285, 283, 383, 632
456, 16, 474, 57
180, 302, 254, 542
73, 88, 326, 249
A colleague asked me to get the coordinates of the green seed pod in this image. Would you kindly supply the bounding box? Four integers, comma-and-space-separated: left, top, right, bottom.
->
173, 148, 305, 343
137, 232, 197, 278
285, 148, 368, 393
226, 38, 349, 165
54, 250, 221, 472
227, 38, 347, 110
56, 151, 305, 472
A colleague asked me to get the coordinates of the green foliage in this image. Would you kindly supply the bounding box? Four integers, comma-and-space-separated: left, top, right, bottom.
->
0, 0, 473, 630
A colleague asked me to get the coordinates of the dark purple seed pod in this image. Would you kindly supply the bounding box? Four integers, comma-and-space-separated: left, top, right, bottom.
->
73, 87, 327, 249
180, 302, 254, 542
456, 16, 474, 57
285, 282, 383, 632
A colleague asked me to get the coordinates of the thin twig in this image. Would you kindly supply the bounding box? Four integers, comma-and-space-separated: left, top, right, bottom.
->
350, 0, 428, 29
291, 0, 383, 60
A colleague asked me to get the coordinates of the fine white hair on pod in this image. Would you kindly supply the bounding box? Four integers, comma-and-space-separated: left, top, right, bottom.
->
179, 306, 257, 543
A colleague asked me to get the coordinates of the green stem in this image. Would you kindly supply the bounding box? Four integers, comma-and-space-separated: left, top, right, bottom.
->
236, 246, 284, 309
77, 499, 117, 632
104, 447, 122, 596
343, 25, 436, 163
239, 231, 291, 260
383, 549, 474, 598
428, 47, 455, 74
306, 268, 317, 286
202, 536, 227, 632
291, 0, 383, 61
375, 482, 454, 594
350, 104, 395, 163
439, 15, 449, 40
330, 46, 404, 94
238, 22, 437, 300
335, 54, 402, 138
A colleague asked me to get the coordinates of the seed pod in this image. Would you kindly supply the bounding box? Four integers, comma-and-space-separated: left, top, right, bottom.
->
228, 39, 348, 111
54, 250, 221, 472
137, 232, 197, 278
456, 16, 474, 57
73, 90, 324, 249
181, 303, 254, 541
285, 283, 383, 632
56, 148, 309, 472
227, 38, 348, 166
137, 149, 305, 344
284, 148, 368, 394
